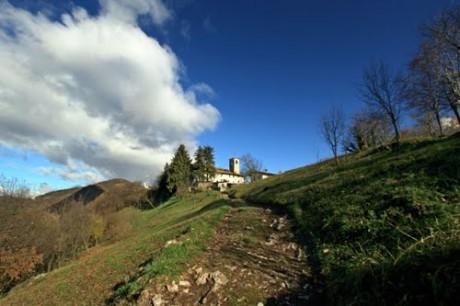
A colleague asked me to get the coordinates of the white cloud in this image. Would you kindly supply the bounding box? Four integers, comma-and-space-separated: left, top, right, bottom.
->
188, 83, 216, 99
38, 160, 106, 184
29, 182, 54, 198
99, 0, 171, 25
0, 1, 220, 183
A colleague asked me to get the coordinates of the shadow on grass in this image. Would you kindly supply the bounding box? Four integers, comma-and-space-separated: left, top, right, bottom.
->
105, 198, 243, 305
235, 199, 325, 305
319, 245, 460, 306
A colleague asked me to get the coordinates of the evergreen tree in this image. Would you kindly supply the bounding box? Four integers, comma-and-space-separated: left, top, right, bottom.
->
202, 146, 216, 181
193, 146, 207, 182
154, 163, 172, 202
192, 146, 216, 182
167, 144, 193, 194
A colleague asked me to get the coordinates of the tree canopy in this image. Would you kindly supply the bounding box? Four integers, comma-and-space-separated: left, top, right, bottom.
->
166, 145, 193, 195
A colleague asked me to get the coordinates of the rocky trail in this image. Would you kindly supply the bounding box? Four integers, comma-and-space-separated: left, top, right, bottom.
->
121, 202, 317, 306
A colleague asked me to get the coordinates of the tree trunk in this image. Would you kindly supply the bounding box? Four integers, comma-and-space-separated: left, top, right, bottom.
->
450, 102, 460, 125
391, 117, 400, 144
434, 109, 444, 136
333, 146, 339, 165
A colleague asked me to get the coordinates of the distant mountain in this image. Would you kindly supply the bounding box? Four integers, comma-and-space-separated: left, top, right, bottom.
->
41, 178, 148, 214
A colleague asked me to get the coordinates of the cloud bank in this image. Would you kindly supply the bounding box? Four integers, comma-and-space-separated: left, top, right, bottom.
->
0, 0, 220, 183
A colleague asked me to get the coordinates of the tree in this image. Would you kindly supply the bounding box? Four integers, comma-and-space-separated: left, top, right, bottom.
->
406, 43, 446, 136
153, 163, 172, 202
167, 144, 193, 195
240, 154, 263, 182
202, 146, 216, 181
0, 175, 29, 198
423, 5, 460, 124
320, 106, 345, 164
343, 109, 391, 152
192, 146, 216, 182
361, 62, 405, 143
0, 247, 43, 293
59, 203, 93, 256
192, 146, 207, 182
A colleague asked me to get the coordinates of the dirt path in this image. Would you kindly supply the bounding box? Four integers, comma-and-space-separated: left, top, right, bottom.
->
136, 202, 316, 306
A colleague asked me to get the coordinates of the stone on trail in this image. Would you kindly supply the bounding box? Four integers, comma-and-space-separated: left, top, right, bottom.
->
196, 272, 210, 285
130, 206, 313, 306
297, 248, 304, 260
210, 271, 228, 292
276, 217, 287, 231
194, 266, 203, 274
164, 239, 179, 247
166, 281, 179, 293
179, 280, 191, 287
138, 290, 162, 306
152, 294, 163, 306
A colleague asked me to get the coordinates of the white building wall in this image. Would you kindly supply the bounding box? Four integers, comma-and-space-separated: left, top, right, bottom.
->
213, 173, 244, 184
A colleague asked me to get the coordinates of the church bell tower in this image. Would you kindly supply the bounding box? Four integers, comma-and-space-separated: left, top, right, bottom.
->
229, 158, 240, 175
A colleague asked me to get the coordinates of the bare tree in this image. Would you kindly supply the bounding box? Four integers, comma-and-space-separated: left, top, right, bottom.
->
240, 154, 263, 182
58, 203, 93, 258
343, 108, 391, 152
0, 175, 30, 198
320, 106, 345, 164
360, 62, 405, 143
406, 43, 446, 136
423, 6, 460, 124
414, 112, 438, 136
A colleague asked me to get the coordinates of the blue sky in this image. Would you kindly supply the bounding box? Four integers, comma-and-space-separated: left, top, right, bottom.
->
0, 0, 457, 191
175, 0, 456, 171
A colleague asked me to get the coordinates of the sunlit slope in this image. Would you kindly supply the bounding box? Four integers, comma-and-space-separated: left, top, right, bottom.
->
236, 134, 460, 305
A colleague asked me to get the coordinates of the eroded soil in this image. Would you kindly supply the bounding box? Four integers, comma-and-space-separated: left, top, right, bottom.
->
123, 202, 316, 305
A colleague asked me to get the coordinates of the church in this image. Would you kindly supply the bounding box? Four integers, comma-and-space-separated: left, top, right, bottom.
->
194, 158, 244, 192
196, 157, 275, 191
212, 158, 245, 185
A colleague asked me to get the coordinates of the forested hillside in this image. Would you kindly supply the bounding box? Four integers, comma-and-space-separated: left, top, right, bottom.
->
0, 178, 147, 294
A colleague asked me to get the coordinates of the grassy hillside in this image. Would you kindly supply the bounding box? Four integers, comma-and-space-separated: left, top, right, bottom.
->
0, 192, 230, 305
235, 134, 460, 305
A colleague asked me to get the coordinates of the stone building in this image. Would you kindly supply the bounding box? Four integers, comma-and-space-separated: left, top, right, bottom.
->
213, 158, 244, 184
195, 158, 275, 191
196, 158, 244, 191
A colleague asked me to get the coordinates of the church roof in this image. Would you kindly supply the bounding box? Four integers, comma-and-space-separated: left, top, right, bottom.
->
215, 167, 244, 177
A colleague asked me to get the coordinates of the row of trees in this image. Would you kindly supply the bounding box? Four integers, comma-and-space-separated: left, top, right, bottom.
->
156, 145, 216, 200
321, 5, 460, 162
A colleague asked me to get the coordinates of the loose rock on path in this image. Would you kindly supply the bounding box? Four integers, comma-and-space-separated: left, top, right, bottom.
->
138, 203, 314, 305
